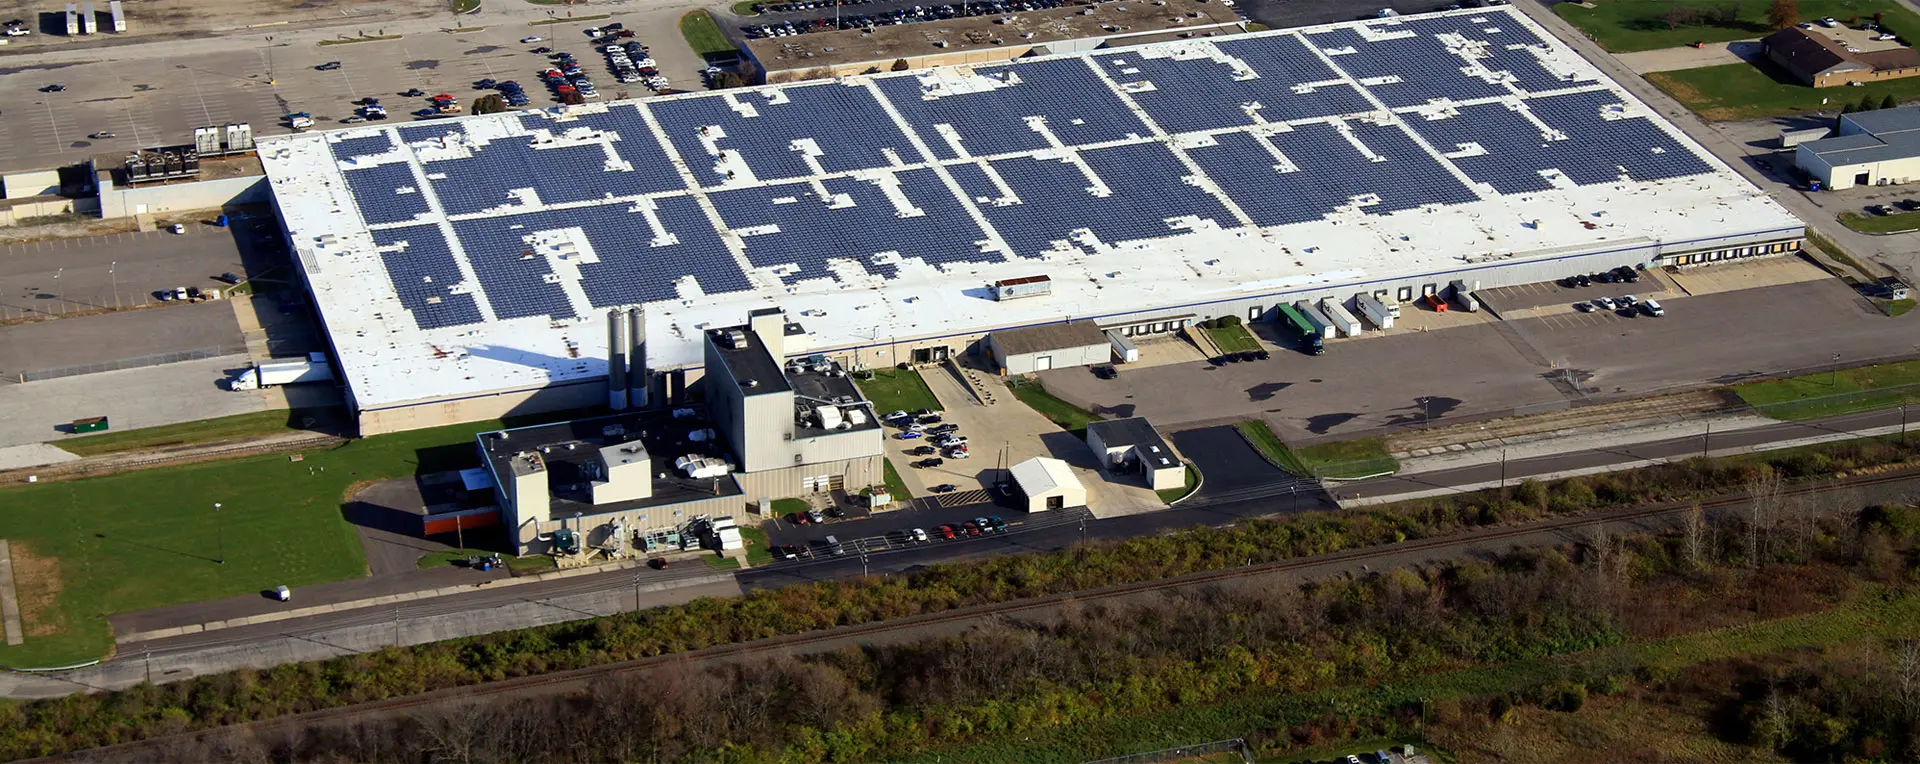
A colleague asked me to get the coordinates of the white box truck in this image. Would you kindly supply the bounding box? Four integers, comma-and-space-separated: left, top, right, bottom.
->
1355, 293, 1394, 330
1318, 297, 1362, 337
1291, 300, 1335, 339
228, 353, 332, 391
1449, 279, 1479, 312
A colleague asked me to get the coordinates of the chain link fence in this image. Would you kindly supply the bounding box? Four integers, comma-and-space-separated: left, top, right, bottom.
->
15, 345, 244, 383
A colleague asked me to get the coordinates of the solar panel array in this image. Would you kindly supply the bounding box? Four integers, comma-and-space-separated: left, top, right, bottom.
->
320, 9, 1717, 332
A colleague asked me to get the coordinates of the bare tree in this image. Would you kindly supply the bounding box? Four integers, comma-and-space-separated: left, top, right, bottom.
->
1896, 640, 1920, 723
1683, 501, 1708, 569
415, 703, 489, 764
1746, 472, 1783, 566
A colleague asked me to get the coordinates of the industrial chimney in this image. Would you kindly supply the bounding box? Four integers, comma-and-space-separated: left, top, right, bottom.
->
627, 306, 648, 408
607, 309, 629, 411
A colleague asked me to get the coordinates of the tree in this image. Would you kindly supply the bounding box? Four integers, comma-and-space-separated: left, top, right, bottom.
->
1658, 7, 1697, 29
1767, 0, 1799, 29
710, 72, 745, 89
1884, 95, 1899, 110
470, 94, 506, 115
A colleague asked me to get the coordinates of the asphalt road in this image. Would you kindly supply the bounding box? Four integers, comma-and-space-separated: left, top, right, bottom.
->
0, 222, 255, 321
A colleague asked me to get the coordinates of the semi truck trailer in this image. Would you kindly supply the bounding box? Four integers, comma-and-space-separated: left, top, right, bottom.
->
1277, 304, 1325, 355
1318, 297, 1362, 337
1355, 293, 1395, 329
229, 353, 332, 391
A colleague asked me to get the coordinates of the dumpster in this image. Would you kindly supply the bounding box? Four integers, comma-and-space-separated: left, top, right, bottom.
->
214, 214, 229, 227
70, 416, 109, 433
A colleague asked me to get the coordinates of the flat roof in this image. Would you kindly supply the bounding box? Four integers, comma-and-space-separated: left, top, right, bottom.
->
992, 321, 1107, 355
260, 6, 1801, 412
1087, 416, 1176, 468
1805, 108, 1920, 165
477, 408, 744, 518
708, 325, 792, 395
744, 0, 1240, 73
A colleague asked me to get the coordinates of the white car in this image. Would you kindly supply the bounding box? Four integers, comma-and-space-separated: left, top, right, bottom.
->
520, 36, 542, 43
910, 528, 929, 543
584, 27, 601, 35
1593, 296, 1616, 311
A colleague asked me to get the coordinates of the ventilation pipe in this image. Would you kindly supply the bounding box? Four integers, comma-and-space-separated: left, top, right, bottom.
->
607, 309, 629, 411
627, 306, 649, 408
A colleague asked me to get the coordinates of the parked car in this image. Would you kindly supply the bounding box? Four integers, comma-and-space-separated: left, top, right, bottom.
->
917, 414, 943, 425
788, 511, 810, 525
944, 447, 970, 459
648, 557, 669, 570
1869, 204, 1894, 216
895, 431, 922, 440
1574, 274, 1591, 287
776, 544, 801, 559
1641, 299, 1665, 317
909, 445, 937, 456
1593, 296, 1616, 310
1574, 302, 1593, 313
88, 130, 115, 139
910, 528, 929, 544
1093, 364, 1118, 379
520, 35, 543, 43
316, 61, 342, 71
40, 83, 66, 92
989, 516, 1007, 532
825, 505, 845, 519
974, 517, 993, 534
913, 457, 944, 468
927, 423, 959, 434
807, 508, 825, 524
825, 535, 845, 556
883, 409, 909, 422
938, 525, 957, 540
1617, 295, 1638, 308
962, 521, 982, 536
217, 272, 241, 284
931, 484, 958, 493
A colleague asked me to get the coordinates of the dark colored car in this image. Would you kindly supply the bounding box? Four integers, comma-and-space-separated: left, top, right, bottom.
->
909, 445, 937, 456
1236, 351, 1259, 363
776, 544, 801, 559
917, 414, 942, 424
931, 483, 958, 493
475, 78, 497, 89
217, 272, 241, 284
927, 423, 958, 434
647, 557, 669, 570
963, 521, 982, 536
1254, 349, 1271, 360
1093, 364, 1118, 379
316, 61, 342, 71
1901, 199, 1920, 211
603, 22, 624, 29
989, 516, 1007, 532
825, 506, 845, 518
401, 88, 426, 97
531, 46, 553, 53
1574, 274, 1591, 287
40, 83, 66, 92
914, 457, 945, 469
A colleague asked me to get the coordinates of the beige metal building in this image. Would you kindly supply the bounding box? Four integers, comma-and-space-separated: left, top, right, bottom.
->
744, 0, 1243, 81
1085, 417, 1184, 492
1008, 456, 1086, 512
1795, 107, 1920, 190
986, 321, 1111, 375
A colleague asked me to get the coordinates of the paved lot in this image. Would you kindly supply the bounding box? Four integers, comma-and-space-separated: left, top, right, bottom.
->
0, 354, 266, 447
1042, 273, 1920, 443
0, 222, 257, 321
0, 6, 710, 173
0, 299, 242, 378
1613, 39, 1760, 74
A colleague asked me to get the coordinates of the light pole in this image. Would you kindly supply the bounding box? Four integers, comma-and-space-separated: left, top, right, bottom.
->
1499, 448, 1508, 491
213, 502, 225, 564
108, 261, 117, 309
1831, 353, 1842, 387
1702, 421, 1711, 460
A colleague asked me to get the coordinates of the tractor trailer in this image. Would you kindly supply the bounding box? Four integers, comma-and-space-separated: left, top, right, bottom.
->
1277, 304, 1325, 355
1318, 297, 1362, 337
229, 353, 332, 391
1355, 293, 1395, 330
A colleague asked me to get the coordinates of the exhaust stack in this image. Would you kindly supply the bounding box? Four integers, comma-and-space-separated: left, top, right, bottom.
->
607, 309, 629, 411
627, 307, 648, 408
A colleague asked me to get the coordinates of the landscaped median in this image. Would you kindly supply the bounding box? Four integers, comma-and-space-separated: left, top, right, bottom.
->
679, 9, 735, 58
1235, 419, 1399, 479
1841, 209, 1920, 234
1733, 358, 1920, 420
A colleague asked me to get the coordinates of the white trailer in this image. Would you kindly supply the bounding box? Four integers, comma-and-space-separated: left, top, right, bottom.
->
108, 0, 125, 32
1449, 279, 1480, 312
1318, 297, 1361, 337
79, 2, 96, 33
1355, 293, 1394, 330
1106, 329, 1139, 363
64, 4, 78, 35
1291, 300, 1334, 339
229, 353, 333, 391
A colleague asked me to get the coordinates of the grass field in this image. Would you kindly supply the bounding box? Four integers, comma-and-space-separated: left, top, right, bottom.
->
679, 10, 735, 57
1733, 359, 1920, 419
1647, 60, 1920, 121
0, 419, 512, 666
907, 584, 1920, 763
1202, 323, 1261, 353
1840, 210, 1920, 234
1557, 0, 1920, 52
1889, 298, 1917, 316
855, 368, 941, 415
55, 410, 313, 457
882, 458, 912, 501
1007, 378, 1103, 436
1235, 420, 1398, 479
738, 526, 773, 566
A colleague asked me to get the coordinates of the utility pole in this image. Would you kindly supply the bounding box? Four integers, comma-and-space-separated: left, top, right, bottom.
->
213, 502, 225, 564
392, 607, 401, 647
1902, 405, 1909, 436
108, 261, 117, 309
1499, 448, 1508, 491
633, 572, 642, 611
1832, 353, 1842, 387
1702, 421, 1711, 460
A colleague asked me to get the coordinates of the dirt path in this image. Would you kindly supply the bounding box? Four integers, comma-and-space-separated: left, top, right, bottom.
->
0, 431, 342, 487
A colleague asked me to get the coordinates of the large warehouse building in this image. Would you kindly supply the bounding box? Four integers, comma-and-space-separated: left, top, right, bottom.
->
259, 6, 1803, 436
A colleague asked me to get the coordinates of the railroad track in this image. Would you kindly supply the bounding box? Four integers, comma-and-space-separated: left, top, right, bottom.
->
38, 467, 1920, 762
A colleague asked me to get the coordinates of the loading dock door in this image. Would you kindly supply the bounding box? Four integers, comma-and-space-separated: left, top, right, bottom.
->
1034, 355, 1053, 371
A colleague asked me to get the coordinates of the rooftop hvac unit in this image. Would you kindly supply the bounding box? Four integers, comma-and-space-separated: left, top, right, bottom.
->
183, 152, 200, 171
224, 123, 255, 152
194, 127, 220, 155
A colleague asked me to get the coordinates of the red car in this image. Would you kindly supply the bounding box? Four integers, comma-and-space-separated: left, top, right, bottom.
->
963, 521, 982, 537
937, 525, 957, 540
788, 511, 810, 525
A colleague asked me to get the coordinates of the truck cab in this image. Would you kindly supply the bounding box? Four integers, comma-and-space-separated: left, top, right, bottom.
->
286, 112, 314, 129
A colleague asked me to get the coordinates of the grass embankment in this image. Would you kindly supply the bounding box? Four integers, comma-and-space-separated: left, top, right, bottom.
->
914, 585, 1920, 763
1556, 0, 1920, 53
1155, 465, 1199, 504
54, 410, 313, 458
1889, 298, 1917, 317
416, 549, 555, 574
0, 418, 517, 666
1007, 377, 1103, 436
679, 10, 735, 57
1236, 420, 1399, 479
1733, 358, 1920, 420
1648, 61, 1920, 121
854, 367, 941, 414
739, 526, 773, 566
882, 458, 912, 501
450, 0, 481, 13
730, 0, 761, 14
1202, 323, 1261, 353
1840, 210, 1920, 234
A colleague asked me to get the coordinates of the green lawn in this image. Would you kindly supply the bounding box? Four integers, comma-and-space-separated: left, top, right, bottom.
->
679, 10, 736, 57
1235, 420, 1398, 479
1155, 465, 1200, 504
1202, 323, 1261, 354
882, 458, 912, 501
1841, 210, 1920, 233
730, 0, 761, 14
450, 0, 481, 13
1557, 0, 1920, 53
416, 549, 555, 574
55, 410, 317, 458
739, 526, 773, 566
769, 497, 809, 515
854, 367, 941, 415
0, 419, 514, 667
1007, 378, 1103, 435
1889, 298, 1917, 316
702, 555, 743, 570
1647, 59, 1920, 121
1733, 359, 1920, 420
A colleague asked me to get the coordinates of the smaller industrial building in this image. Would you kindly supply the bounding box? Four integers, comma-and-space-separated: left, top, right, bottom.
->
1764, 24, 1920, 88
1085, 418, 1184, 492
1795, 107, 1920, 190
743, 0, 1242, 81
1008, 456, 1086, 512
985, 322, 1111, 375
476, 307, 885, 556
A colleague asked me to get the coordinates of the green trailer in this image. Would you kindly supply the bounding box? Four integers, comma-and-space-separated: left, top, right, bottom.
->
1277, 305, 1325, 355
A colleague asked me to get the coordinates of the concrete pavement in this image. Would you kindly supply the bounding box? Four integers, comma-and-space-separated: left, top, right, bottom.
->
1613, 39, 1761, 74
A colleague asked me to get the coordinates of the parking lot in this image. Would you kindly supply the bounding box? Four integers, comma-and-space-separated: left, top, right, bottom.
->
760, 499, 1093, 565
0, 9, 707, 173
1040, 265, 1920, 443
